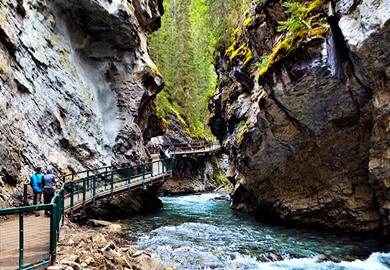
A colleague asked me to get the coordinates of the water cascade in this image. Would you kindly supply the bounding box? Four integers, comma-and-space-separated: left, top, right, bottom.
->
122, 193, 390, 270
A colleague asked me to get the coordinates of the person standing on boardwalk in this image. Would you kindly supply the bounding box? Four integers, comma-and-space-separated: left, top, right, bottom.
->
164, 146, 173, 170
42, 167, 56, 217
30, 167, 44, 216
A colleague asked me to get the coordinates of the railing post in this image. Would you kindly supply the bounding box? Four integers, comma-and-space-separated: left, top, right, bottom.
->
23, 184, 28, 206
162, 159, 165, 174
150, 160, 153, 177
93, 176, 97, 198
110, 170, 114, 192
50, 203, 57, 266
61, 190, 65, 226
70, 182, 74, 209
83, 178, 86, 202
19, 213, 24, 268
105, 167, 108, 190
142, 164, 145, 189
86, 171, 90, 189
127, 167, 131, 184
82, 178, 87, 214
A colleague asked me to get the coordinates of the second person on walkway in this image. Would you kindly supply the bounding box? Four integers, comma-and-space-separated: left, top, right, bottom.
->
43, 167, 56, 217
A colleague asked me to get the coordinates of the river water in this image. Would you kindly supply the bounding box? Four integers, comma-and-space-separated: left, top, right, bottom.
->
122, 192, 390, 270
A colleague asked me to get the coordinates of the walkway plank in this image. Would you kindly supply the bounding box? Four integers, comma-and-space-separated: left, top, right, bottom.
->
0, 215, 50, 270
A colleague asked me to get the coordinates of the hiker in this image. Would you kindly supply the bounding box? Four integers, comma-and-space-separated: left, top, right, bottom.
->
159, 146, 166, 160
42, 167, 56, 217
31, 167, 44, 216
164, 147, 172, 159
164, 146, 173, 170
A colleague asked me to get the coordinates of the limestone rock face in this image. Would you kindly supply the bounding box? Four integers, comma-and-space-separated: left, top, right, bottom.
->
209, 0, 390, 236
147, 111, 218, 195
0, 0, 165, 205
338, 0, 390, 236
160, 155, 216, 194
85, 189, 164, 220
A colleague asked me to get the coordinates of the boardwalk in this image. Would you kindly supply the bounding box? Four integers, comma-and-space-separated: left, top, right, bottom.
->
0, 215, 50, 269
0, 143, 221, 269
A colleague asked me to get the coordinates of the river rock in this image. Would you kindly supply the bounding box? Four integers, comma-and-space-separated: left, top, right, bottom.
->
208, 0, 390, 236
88, 219, 112, 227
92, 233, 108, 248
56, 218, 167, 269
107, 223, 123, 233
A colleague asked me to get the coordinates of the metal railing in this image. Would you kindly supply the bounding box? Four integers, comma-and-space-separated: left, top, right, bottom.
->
161, 141, 218, 152
0, 159, 172, 270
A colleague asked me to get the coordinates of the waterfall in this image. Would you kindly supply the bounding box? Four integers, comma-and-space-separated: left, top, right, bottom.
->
53, 12, 120, 155
326, 29, 338, 77
71, 50, 120, 150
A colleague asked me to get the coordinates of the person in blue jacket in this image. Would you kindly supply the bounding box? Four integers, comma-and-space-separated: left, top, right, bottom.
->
31, 167, 44, 216
42, 167, 56, 217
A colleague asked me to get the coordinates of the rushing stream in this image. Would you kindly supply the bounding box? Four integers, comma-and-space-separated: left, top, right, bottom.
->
122, 193, 390, 270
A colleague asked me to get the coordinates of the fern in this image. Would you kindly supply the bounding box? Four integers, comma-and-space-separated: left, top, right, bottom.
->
277, 1, 310, 33
277, 17, 307, 32
255, 55, 270, 69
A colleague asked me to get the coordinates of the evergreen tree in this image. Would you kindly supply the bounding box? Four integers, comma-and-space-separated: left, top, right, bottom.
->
148, 0, 250, 139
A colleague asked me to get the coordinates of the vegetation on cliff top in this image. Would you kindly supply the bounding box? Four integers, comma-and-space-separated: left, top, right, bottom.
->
257, 0, 328, 79
148, 0, 251, 139
149, 0, 327, 139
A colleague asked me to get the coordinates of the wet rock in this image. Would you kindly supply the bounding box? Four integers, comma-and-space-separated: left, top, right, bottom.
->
209, 0, 390, 236
133, 250, 152, 257
85, 189, 163, 220
211, 194, 231, 201
159, 155, 216, 194
107, 223, 123, 234
88, 219, 112, 227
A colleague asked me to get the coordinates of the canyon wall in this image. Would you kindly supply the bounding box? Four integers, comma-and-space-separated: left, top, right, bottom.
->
209, 0, 389, 236
148, 111, 219, 194
0, 0, 165, 206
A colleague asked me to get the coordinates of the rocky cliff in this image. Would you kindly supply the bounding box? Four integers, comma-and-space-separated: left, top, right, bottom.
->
209, 0, 389, 236
0, 0, 165, 206
148, 112, 219, 195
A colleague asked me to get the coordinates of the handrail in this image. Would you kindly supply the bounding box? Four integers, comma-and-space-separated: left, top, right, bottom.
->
0, 158, 173, 269
161, 141, 215, 149
0, 142, 220, 269
157, 142, 221, 155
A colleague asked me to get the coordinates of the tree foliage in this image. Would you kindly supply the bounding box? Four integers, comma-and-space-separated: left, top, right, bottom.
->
148, 0, 250, 139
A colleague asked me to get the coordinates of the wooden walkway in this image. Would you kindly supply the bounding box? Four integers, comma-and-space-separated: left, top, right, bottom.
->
64, 160, 170, 213
0, 143, 221, 269
0, 163, 169, 269
0, 215, 50, 269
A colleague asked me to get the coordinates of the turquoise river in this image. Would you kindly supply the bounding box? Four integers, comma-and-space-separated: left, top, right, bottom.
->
122, 192, 390, 270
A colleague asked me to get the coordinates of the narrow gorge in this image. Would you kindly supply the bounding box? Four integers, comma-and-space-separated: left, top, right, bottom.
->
0, 0, 389, 269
